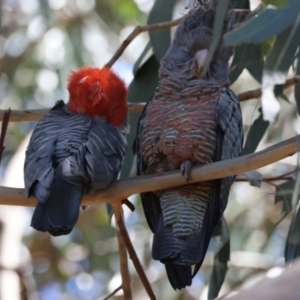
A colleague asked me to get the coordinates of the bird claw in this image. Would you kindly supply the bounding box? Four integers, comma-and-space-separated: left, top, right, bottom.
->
121, 199, 135, 212
180, 160, 192, 183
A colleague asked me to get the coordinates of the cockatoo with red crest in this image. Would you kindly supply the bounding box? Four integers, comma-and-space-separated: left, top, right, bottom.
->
24, 67, 128, 236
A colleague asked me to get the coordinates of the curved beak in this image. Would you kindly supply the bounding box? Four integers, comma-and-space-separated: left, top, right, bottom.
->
194, 49, 208, 75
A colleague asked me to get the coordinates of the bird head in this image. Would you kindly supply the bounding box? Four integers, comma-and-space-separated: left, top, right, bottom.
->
67, 67, 128, 127
162, 4, 233, 82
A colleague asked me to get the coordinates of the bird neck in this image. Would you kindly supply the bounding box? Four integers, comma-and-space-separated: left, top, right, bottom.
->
156, 60, 229, 98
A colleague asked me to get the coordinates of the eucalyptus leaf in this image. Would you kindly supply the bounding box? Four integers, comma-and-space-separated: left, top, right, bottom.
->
208, 217, 230, 300
242, 171, 263, 187
247, 61, 264, 83
265, 17, 300, 74
261, 16, 300, 122
295, 48, 300, 115
229, 18, 264, 83
231, 43, 263, 70
232, 0, 250, 9
242, 108, 269, 155
133, 41, 152, 75
225, 0, 300, 45
147, 0, 177, 61
202, 0, 230, 76
285, 204, 300, 262
275, 180, 296, 214
262, 0, 288, 6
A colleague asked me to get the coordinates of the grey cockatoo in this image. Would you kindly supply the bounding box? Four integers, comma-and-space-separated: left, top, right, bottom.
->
135, 3, 243, 289
24, 67, 128, 236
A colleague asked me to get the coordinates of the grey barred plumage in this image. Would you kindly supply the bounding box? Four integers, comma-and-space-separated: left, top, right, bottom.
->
135, 3, 243, 290
25, 100, 127, 236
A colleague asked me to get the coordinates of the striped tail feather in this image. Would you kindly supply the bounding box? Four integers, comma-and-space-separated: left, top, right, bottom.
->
149, 180, 223, 289
31, 179, 84, 236
165, 264, 192, 290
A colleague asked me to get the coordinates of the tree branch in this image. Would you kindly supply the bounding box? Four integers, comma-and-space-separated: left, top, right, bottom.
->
102, 285, 122, 300
1, 75, 299, 122
0, 108, 11, 164
0, 104, 145, 122
105, 17, 184, 69
113, 204, 156, 300
105, 9, 250, 69
218, 258, 300, 300
238, 76, 300, 102
0, 134, 299, 207
114, 205, 132, 300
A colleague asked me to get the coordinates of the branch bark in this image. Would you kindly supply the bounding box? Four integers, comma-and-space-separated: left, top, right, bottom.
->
113, 204, 156, 300
102, 285, 122, 300
238, 76, 300, 102
0, 134, 299, 207
105, 17, 184, 69
0, 102, 148, 122
218, 258, 300, 300
105, 9, 250, 69
1, 76, 299, 122
0, 108, 11, 164
114, 205, 132, 300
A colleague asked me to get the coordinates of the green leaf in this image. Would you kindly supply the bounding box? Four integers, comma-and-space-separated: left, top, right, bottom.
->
208, 217, 230, 300
262, 0, 288, 7
121, 55, 160, 179
229, 15, 264, 84
229, 43, 262, 84
225, 0, 300, 45
261, 16, 300, 122
133, 41, 152, 75
261, 37, 274, 56
232, 0, 250, 9
247, 61, 264, 83
285, 204, 300, 262
275, 180, 296, 214
265, 16, 300, 74
243, 170, 263, 187
147, 0, 177, 61
202, 0, 230, 75
229, 67, 243, 84
274, 83, 289, 103
232, 43, 263, 70
294, 48, 300, 115
242, 108, 269, 155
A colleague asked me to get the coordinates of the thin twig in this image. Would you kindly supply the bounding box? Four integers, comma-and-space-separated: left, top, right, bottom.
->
105, 9, 250, 69
113, 204, 156, 300
105, 17, 184, 69
114, 205, 132, 300
0, 108, 11, 164
1, 75, 299, 122
238, 76, 300, 102
0, 103, 148, 122
236, 169, 298, 183
102, 285, 122, 300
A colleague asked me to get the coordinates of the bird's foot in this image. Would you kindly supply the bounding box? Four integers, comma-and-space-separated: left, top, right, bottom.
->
180, 160, 192, 182
121, 199, 135, 212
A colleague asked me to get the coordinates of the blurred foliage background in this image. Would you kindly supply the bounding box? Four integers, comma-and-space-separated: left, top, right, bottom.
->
0, 0, 299, 299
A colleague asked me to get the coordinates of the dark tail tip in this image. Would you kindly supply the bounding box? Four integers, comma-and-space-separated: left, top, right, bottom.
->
31, 179, 84, 236
165, 264, 192, 290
